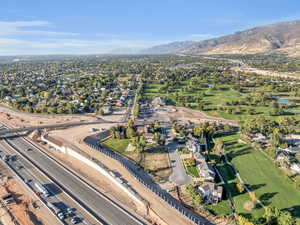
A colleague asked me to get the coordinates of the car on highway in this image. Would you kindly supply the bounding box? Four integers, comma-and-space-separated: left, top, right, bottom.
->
24, 178, 32, 184
16, 165, 24, 170
58, 212, 65, 220
71, 217, 81, 224
26, 148, 32, 152
67, 207, 76, 217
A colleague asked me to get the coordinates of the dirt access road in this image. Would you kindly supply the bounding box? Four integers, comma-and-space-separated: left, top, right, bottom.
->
0, 161, 58, 225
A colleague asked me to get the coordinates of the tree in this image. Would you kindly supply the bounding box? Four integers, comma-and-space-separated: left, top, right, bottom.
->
264, 206, 281, 224
249, 192, 257, 202
127, 119, 134, 128
131, 136, 146, 153
236, 183, 245, 193
223, 124, 231, 133
278, 211, 293, 225
237, 215, 255, 225
126, 127, 136, 138
213, 139, 224, 156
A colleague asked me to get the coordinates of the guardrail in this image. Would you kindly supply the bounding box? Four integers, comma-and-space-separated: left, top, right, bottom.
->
84, 136, 213, 225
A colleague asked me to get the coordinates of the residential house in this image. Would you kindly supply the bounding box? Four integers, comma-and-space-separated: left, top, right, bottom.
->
152, 97, 166, 107
290, 163, 300, 174
186, 139, 201, 153
197, 160, 215, 181
198, 182, 223, 204
253, 133, 267, 143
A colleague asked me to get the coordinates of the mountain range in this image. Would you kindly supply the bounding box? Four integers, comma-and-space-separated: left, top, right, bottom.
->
141, 19, 300, 56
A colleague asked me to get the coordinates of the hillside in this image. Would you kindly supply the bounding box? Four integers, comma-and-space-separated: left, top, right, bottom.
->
140, 41, 196, 54
182, 20, 300, 56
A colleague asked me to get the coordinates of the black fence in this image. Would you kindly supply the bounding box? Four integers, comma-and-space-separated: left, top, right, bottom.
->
83, 136, 213, 225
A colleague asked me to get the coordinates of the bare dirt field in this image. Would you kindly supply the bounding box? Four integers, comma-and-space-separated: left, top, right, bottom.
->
0, 103, 126, 128
140, 149, 172, 184
164, 106, 237, 126
0, 162, 58, 225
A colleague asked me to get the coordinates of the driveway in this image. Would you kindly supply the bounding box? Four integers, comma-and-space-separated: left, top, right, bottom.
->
164, 126, 192, 186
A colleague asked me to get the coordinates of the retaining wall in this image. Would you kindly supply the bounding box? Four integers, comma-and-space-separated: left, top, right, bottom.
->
41, 135, 148, 210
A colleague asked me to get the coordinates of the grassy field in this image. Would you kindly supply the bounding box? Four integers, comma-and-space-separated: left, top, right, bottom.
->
144, 81, 300, 121
103, 138, 129, 153
217, 134, 300, 219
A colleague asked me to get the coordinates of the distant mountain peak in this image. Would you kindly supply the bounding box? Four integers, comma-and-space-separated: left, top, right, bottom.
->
139, 41, 196, 54
181, 19, 300, 56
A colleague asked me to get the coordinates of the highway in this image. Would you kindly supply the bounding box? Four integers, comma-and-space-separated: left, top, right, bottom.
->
1, 127, 145, 225
0, 140, 99, 225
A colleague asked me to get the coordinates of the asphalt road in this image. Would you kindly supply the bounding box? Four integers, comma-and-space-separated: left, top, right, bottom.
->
4, 136, 144, 225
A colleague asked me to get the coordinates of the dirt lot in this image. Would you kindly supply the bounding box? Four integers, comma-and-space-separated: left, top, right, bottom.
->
140, 148, 172, 184
0, 103, 126, 128
0, 162, 58, 225
165, 106, 237, 126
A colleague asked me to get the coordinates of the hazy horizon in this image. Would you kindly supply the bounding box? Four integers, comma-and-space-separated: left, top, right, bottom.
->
1, 0, 300, 55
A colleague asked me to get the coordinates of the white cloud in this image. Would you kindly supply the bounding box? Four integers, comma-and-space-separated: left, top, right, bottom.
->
0, 20, 187, 55
0, 20, 78, 37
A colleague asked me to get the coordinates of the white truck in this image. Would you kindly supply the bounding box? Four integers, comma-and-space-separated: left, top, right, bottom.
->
34, 181, 50, 197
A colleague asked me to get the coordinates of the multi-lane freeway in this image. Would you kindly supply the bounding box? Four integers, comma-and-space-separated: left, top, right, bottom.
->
0, 140, 99, 225
0, 126, 145, 225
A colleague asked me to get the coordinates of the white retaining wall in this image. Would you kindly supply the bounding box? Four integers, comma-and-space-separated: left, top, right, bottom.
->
41, 135, 146, 208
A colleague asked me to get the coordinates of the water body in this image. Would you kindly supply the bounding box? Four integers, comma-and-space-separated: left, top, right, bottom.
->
278, 99, 290, 103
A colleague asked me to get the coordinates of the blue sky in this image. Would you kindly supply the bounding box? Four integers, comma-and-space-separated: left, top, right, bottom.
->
0, 0, 300, 55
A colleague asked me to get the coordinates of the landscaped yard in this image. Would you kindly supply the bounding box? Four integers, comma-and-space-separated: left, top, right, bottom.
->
217, 134, 300, 219
205, 199, 232, 217
103, 137, 129, 153
185, 165, 200, 178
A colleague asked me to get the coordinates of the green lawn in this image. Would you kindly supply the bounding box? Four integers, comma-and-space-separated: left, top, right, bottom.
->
205, 199, 232, 217
218, 134, 300, 219
103, 138, 129, 153
144, 84, 166, 97
144, 81, 300, 122
185, 165, 200, 178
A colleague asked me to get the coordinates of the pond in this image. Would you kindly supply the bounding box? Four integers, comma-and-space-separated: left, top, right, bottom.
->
278, 98, 290, 103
